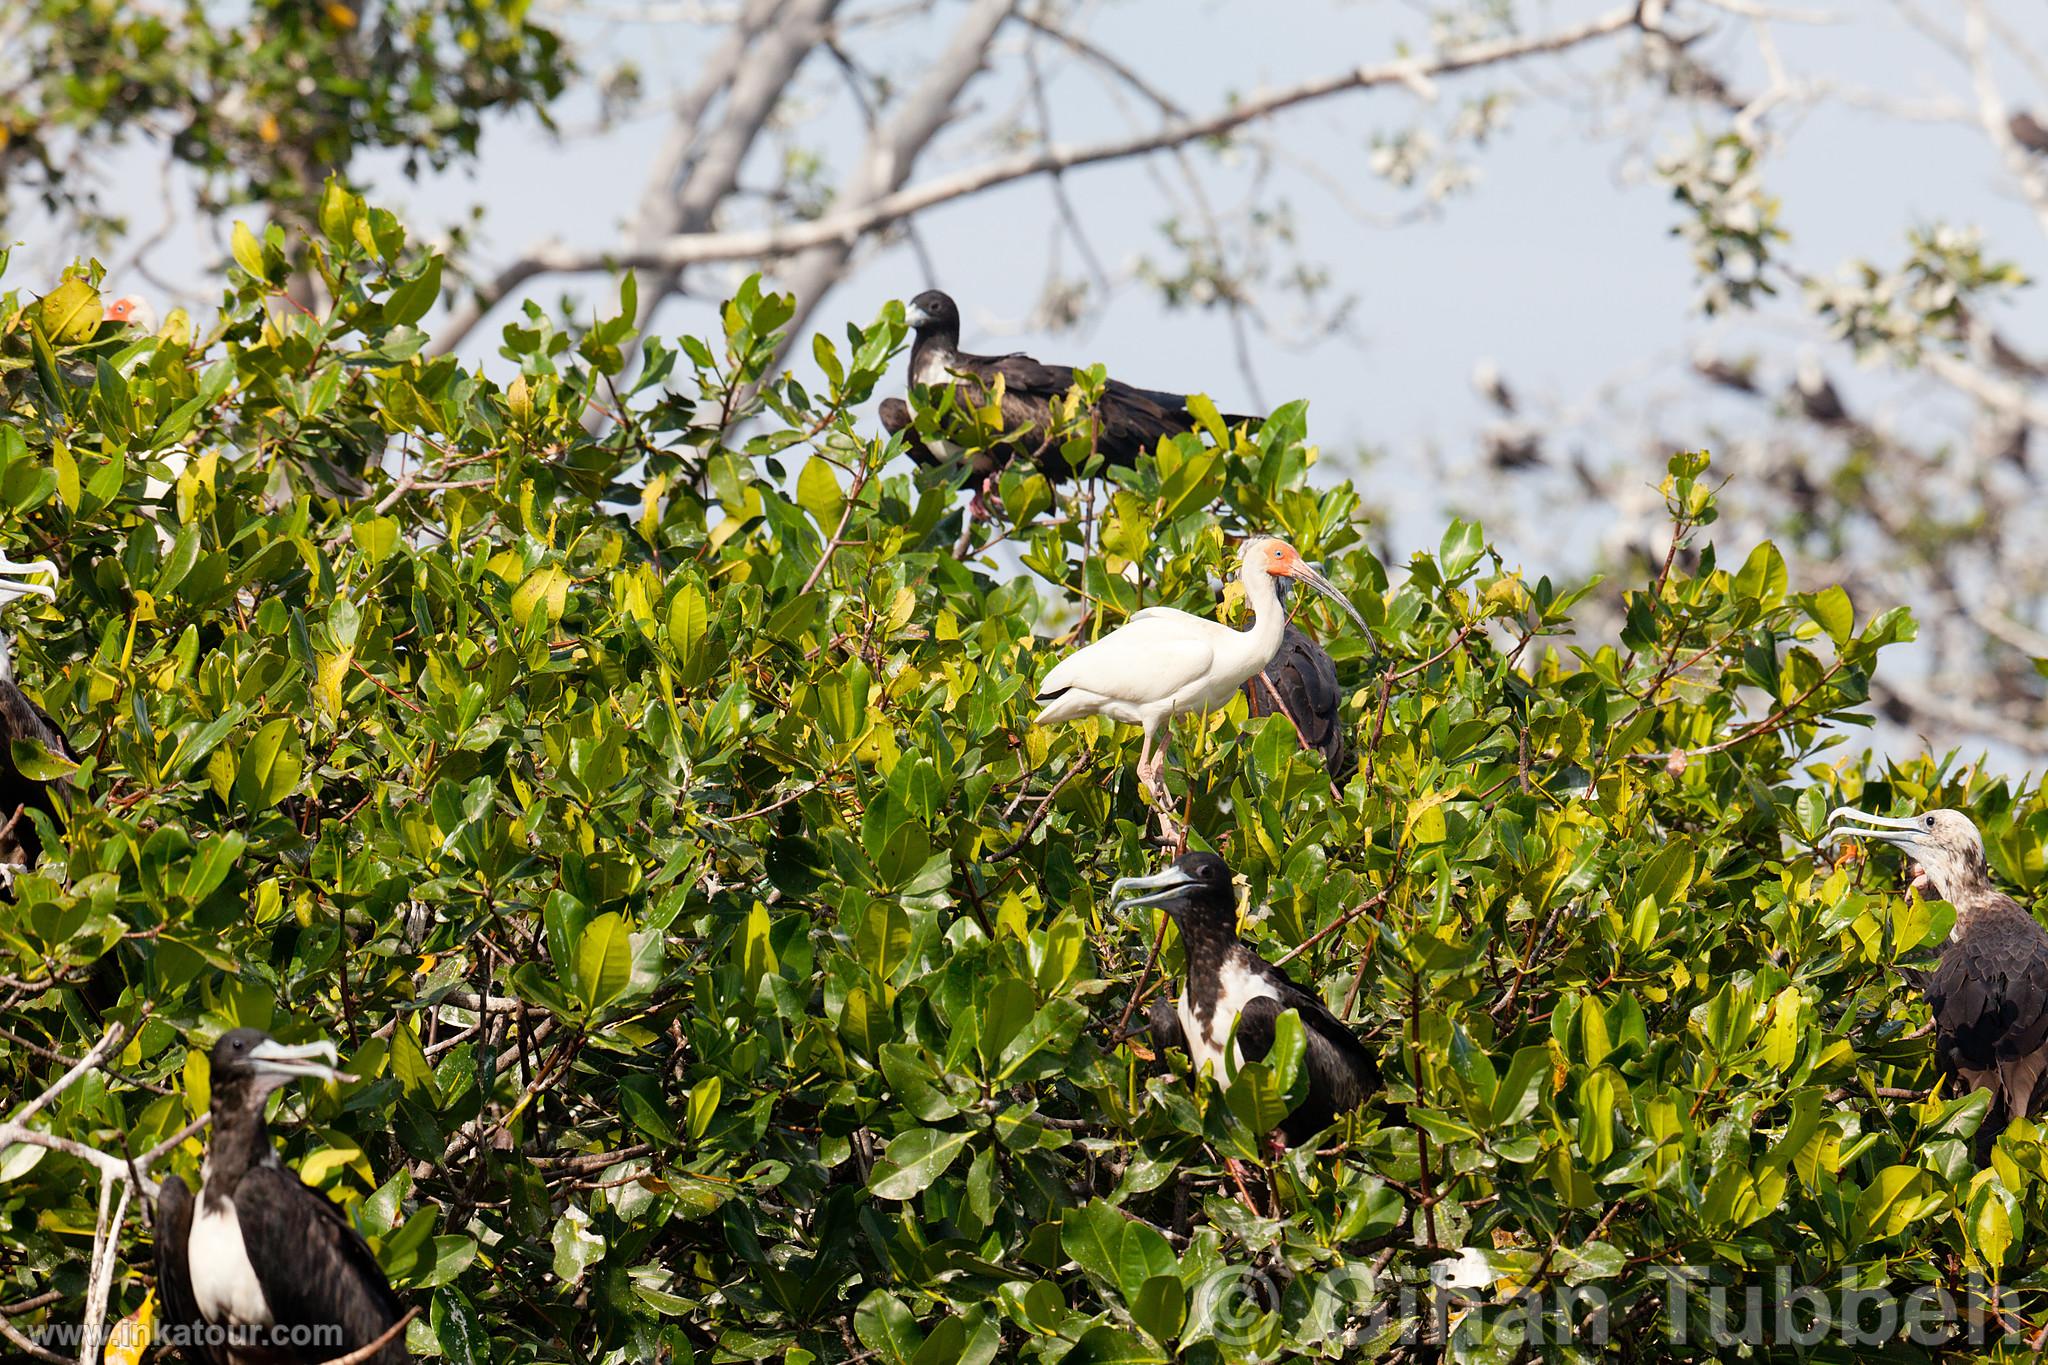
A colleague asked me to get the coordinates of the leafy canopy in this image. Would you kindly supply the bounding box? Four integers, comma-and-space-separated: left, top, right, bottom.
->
1, 187, 2046, 1364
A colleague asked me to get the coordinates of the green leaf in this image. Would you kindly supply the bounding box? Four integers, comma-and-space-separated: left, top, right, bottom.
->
686, 1075, 722, 1140
431, 1286, 486, 1365
549, 1203, 605, 1284
868, 1127, 971, 1200
510, 564, 571, 627
1734, 541, 1787, 607
574, 912, 633, 1012
384, 254, 445, 326
234, 717, 302, 808
230, 221, 267, 281
1130, 1274, 1185, 1345
854, 1289, 924, 1364
796, 455, 844, 530
1806, 584, 1854, 645
37, 276, 101, 344
8, 738, 77, 782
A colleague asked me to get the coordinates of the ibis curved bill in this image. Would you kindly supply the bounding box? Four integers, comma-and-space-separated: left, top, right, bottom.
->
1033, 537, 1369, 824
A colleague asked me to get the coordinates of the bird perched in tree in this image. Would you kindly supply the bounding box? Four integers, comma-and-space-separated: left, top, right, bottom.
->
156, 1029, 408, 1365
0, 555, 71, 885
1244, 613, 1354, 783
1034, 537, 1368, 832
1115, 851, 1379, 1147
104, 294, 160, 334
1825, 806, 2048, 1163
902, 289, 1259, 507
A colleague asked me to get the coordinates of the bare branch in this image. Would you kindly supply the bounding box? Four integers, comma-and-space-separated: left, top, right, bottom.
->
438, 1, 1645, 338
1961, 0, 2048, 240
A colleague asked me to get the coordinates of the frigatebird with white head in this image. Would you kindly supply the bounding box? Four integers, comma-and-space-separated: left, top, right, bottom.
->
1825, 805, 2048, 1162
1115, 851, 1379, 1146
1035, 537, 1368, 825
156, 1028, 408, 1364
902, 289, 1259, 508
0, 554, 70, 881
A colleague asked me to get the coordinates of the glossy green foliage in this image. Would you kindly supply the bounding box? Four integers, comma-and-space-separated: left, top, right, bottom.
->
2, 194, 2046, 1364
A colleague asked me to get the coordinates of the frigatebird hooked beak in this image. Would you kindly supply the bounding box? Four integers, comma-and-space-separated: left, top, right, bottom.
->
1823, 805, 2048, 1164
155, 1028, 408, 1365
1113, 851, 1380, 1148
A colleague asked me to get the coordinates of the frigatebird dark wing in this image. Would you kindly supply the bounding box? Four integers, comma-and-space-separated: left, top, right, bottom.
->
1145, 994, 1185, 1056
1233, 976, 1379, 1143
1924, 899, 2048, 1157
0, 679, 71, 867
235, 1167, 408, 1364
1247, 623, 1352, 781
153, 1174, 227, 1365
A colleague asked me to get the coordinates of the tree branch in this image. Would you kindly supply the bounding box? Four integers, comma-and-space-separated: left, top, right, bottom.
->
436, 2, 1645, 338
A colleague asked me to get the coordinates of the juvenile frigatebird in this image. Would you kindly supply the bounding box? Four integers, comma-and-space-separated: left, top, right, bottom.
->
156, 1028, 408, 1364
1825, 806, 2048, 1163
1115, 851, 1379, 1146
0, 555, 71, 883
902, 289, 1258, 503
1035, 537, 1367, 831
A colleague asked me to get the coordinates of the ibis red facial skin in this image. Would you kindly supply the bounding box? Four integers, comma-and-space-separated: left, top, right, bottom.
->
1825, 807, 2048, 1164
1033, 538, 1367, 821
104, 295, 159, 333
0, 557, 68, 884
155, 1029, 406, 1365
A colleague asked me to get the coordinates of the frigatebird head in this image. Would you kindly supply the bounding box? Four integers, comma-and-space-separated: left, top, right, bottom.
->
0, 555, 59, 612
905, 289, 959, 338
1241, 537, 1370, 638
1110, 851, 1238, 935
1822, 806, 1990, 904
209, 1028, 354, 1110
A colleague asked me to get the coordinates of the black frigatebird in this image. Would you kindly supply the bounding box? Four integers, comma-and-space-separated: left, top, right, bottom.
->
1115, 852, 1378, 1146
1244, 610, 1354, 785
1826, 807, 2048, 1164
156, 1028, 408, 1364
0, 554, 71, 884
901, 289, 1260, 510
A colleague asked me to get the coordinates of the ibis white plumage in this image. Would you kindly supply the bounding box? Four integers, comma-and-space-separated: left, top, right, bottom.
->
1033, 537, 1368, 815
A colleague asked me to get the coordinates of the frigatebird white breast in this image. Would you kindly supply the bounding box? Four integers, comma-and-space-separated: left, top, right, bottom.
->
0, 555, 71, 881
902, 289, 1259, 496
155, 1028, 408, 1364
1116, 852, 1379, 1146
1825, 806, 2048, 1163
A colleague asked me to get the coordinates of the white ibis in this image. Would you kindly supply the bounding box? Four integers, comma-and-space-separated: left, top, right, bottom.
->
104, 295, 160, 333
0, 556, 69, 885
1034, 537, 1368, 822
155, 1028, 409, 1364
1824, 806, 2048, 1163
1116, 851, 1379, 1146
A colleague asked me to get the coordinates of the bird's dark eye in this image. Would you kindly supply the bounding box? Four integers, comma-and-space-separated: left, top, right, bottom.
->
1924, 816, 1936, 829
